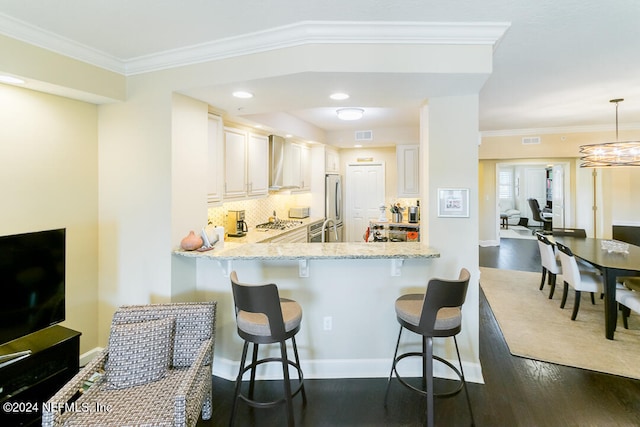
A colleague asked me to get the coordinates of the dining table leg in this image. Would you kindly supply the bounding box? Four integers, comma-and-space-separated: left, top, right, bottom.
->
603, 268, 617, 340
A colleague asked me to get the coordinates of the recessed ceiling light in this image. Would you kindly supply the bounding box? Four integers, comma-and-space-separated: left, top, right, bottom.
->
0, 75, 25, 85
330, 92, 349, 101
285, 134, 293, 138
232, 91, 253, 99
337, 108, 364, 121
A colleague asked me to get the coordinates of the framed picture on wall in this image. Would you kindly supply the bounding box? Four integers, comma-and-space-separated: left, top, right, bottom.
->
437, 188, 469, 218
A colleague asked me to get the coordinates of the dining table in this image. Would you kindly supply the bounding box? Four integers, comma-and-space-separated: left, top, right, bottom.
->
553, 236, 640, 340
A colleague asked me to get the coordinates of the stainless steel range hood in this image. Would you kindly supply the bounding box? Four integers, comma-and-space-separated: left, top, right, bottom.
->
269, 135, 299, 190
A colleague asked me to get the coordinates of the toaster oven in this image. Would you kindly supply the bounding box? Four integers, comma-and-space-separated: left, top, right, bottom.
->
289, 206, 310, 218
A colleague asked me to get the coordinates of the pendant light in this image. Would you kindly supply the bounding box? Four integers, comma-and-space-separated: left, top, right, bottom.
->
579, 99, 640, 167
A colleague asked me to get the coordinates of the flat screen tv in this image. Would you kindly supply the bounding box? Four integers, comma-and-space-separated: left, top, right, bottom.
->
0, 228, 66, 345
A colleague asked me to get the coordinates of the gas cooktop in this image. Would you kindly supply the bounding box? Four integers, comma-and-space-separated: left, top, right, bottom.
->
255, 219, 303, 230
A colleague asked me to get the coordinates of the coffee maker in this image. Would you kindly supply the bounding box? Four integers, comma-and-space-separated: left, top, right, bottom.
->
226, 210, 248, 237
408, 205, 419, 223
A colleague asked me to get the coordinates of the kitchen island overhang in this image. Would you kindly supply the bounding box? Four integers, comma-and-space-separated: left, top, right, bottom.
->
175, 241, 440, 277
173, 242, 484, 385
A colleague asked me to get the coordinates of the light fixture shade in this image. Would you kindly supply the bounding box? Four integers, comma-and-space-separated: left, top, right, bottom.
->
232, 91, 253, 99
579, 98, 640, 167
580, 141, 640, 167
336, 108, 364, 121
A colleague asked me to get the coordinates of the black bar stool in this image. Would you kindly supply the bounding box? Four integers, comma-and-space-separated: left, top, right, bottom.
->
384, 268, 474, 427
229, 271, 307, 426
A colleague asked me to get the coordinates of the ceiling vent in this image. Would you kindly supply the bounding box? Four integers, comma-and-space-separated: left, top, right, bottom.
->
355, 130, 373, 141
522, 136, 541, 145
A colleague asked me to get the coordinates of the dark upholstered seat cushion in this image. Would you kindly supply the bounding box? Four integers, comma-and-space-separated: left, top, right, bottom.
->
395, 293, 461, 332
105, 317, 174, 390
237, 298, 302, 336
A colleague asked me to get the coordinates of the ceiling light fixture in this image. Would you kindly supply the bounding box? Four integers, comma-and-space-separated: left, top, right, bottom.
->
232, 91, 253, 99
336, 108, 364, 121
580, 99, 640, 167
0, 75, 25, 85
330, 92, 349, 101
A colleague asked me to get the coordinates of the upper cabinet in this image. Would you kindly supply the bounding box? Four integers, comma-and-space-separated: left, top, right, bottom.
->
207, 114, 224, 204
247, 134, 269, 196
223, 126, 269, 199
325, 147, 340, 173
223, 127, 248, 198
284, 142, 311, 191
397, 144, 420, 197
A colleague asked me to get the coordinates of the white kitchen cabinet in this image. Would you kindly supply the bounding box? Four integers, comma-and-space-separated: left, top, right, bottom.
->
396, 144, 420, 197
325, 147, 340, 173
207, 114, 224, 204
300, 144, 310, 191
265, 226, 308, 243
285, 142, 311, 191
247, 133, 269, 196
223, 127, 248, 198
224, 127, 268, 199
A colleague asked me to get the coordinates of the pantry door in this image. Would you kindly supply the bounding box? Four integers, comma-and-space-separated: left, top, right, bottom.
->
345, 162, 385, 242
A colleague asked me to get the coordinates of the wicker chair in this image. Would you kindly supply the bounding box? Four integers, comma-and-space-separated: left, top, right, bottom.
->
42, 302, 216, 427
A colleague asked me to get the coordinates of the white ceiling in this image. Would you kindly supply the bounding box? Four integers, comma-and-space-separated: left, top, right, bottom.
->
2, 0, 640, 145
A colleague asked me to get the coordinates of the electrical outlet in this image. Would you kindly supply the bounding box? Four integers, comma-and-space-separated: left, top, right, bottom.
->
323, 316, 332, 331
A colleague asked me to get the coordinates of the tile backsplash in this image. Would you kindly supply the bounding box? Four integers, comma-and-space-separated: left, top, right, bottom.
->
208, 193, 313, 228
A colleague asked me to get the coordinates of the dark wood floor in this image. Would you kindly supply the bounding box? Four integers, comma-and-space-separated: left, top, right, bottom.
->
200, 238, 640, 426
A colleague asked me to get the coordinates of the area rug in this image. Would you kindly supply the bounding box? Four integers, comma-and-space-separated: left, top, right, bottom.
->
480, 267, 640, 380
500, 225, 536, 240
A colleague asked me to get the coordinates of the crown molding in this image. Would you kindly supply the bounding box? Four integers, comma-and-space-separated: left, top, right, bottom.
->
126, 21, 510, 75
481, 123, 640, 138
0, 12, 125, 73
0, 15, 509, 76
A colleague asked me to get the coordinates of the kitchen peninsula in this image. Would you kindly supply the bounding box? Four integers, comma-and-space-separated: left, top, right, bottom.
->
173, 240, 482, 385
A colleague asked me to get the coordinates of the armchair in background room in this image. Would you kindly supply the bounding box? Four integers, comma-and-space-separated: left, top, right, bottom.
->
498, 201, 521, 226
43, 302, 216, 427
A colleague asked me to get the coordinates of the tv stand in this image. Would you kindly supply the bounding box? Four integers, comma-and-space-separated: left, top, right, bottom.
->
0, 326, 81, 426
0, 350, 32, 367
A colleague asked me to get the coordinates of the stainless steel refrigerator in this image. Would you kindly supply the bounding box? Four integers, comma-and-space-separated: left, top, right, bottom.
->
325, 174, 343, 242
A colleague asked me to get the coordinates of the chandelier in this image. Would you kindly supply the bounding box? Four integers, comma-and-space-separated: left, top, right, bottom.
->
580, 99, 640, 167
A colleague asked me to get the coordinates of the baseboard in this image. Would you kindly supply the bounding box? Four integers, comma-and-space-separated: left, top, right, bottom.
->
213, 356, 485, 384
79, 347, 104, 367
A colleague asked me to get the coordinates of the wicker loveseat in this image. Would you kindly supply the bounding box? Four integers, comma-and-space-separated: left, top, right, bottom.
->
42, 301, 216, 427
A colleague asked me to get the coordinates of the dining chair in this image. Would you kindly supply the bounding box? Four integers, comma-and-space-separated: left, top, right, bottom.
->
536, 233, 562, 299
618, 278, 640, 329
551, 228, 587, 238
555, 242, 602, 320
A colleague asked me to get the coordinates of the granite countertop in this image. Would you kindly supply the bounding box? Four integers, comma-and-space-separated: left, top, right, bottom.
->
174, 241, 440, 261
174, 216, 439, 261
224, 217, 324, 244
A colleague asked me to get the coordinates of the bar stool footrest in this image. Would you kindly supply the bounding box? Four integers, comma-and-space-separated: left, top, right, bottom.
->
237, 356, 305, 409
392, 351, 464, 398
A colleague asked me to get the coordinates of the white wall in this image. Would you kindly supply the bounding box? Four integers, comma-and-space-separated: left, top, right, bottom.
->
423, 96, 481, 364
97, 85, 174, 342
0, 84, 99, 353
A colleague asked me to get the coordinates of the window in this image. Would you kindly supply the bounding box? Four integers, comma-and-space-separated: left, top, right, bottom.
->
498, 170, 513, 200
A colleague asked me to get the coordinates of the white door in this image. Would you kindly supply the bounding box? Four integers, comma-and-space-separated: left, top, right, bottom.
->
346, 162, 385, 242
524, 167, 547, 216
552, 164, 565, 228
